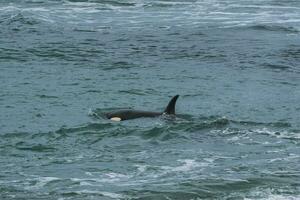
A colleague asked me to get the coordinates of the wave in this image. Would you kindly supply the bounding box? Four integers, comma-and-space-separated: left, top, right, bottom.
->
16, 144, 56, 152
89, 109, 299, 139
72, 190, 124, 199
66, 0, 136, 6
262, 63, 292, 72
230, 119, 291, 128
1, 121, 299, 200
246, 24, 299, 33
1, 114, 297, 142
252, 128, 300, 140
281, 46, 300, 61
2, 12, 40, 26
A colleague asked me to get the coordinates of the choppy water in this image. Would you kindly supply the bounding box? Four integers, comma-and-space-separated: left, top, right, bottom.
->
1, 0, 300, 199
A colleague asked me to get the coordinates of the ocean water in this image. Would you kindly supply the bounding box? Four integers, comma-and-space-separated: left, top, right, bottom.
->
0, 0, 300, 199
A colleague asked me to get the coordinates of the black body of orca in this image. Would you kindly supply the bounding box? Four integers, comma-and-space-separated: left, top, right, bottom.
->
105, 95, 179, 121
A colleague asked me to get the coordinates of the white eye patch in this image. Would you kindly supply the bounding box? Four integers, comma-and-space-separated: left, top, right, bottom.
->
110, 117, 122, 121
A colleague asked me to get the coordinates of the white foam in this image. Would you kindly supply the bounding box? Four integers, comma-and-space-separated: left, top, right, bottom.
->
71, 172, 131, 185
25, 176, 60, 190
100, 191, 123, 199
23, 7, 50, 12
245, 194, 300, 200
228, 4, 300, 10
135, 164, 147, 173
105, 172, 130, 180
85, 171, 93, 176
227, 136, 241, 141
152, 1, 193, 6
161, 159, 208, 172
61, 0, 124, 13
79, 181, 95, 186
243, 187, 300, 200
203, 157, 216, 163
254, 128, 300, 140
75, 190, 123, 199
71, 177, 102, 183
268, 154, 300, 163
2, 0, 299, 32
0, 6, 20, 12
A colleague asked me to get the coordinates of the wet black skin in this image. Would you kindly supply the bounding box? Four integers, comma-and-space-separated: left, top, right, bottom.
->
105, 95, 179, 121
105, 110, 162, 120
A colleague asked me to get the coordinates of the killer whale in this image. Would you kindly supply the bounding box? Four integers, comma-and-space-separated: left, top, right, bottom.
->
105, 95, 179, 121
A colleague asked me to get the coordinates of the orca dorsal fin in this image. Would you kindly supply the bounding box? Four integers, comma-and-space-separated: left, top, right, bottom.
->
164, 95, 179, 115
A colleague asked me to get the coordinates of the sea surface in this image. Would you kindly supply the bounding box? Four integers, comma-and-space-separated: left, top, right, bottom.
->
1, 0, 300, 199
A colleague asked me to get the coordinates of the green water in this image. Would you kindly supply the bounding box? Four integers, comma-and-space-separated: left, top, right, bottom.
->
0, 0, 300, 199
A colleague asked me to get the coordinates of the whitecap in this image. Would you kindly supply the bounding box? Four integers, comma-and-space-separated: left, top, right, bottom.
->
75, 190, 124, 199
0, 6, 20, 12
245, 192, 300, 200
85, 171, 93, 176
135, 164, 147, 173
268, 154, 300, 163
254, 128, 300, 140
71, 172, 131, 185
25, 176, 60, 190
161, 159, 208, 173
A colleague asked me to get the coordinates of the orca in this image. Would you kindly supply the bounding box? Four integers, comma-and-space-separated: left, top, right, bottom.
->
105, 95, 179, 121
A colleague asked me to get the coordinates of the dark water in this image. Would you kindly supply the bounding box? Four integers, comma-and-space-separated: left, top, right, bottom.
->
1, 0, 300, 199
